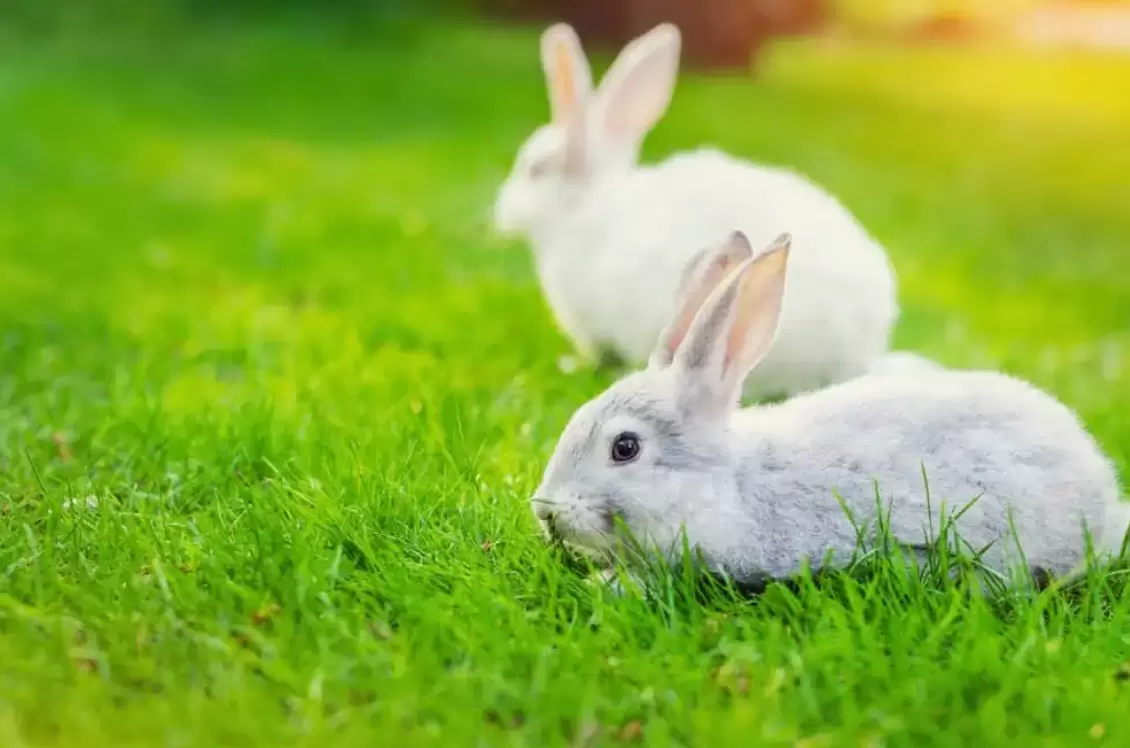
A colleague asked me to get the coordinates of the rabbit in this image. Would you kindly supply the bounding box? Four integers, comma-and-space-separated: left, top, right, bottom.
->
530, 230, 1129, 589
493, 22, 936, 400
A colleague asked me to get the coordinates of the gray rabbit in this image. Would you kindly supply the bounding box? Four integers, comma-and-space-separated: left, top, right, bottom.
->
532, 231, 1130, 589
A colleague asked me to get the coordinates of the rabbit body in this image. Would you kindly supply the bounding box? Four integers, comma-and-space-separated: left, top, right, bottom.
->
533, 148, 897, 398
496, 23, 914, 399
532, 232, 1128, 588
724, 368, 1122, 581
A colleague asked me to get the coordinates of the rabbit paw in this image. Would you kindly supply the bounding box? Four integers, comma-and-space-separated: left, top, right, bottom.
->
590, 567, 645, 597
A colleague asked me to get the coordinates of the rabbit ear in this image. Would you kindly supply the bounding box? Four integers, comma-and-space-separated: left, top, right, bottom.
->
560, 107, 589, 176
541, 23, 594, 125
674, 233, 791, 414
650, 231, 754, 370
594, 23, 681, 143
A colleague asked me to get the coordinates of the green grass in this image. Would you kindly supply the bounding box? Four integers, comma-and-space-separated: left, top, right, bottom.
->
0, 19, 1129, 746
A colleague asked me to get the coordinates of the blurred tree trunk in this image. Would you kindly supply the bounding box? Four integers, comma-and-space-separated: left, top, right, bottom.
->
483, 0, 827, 71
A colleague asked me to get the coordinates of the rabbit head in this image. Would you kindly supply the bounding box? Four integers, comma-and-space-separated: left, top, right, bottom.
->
492, 22, 682, 239
531, 231, 791, 559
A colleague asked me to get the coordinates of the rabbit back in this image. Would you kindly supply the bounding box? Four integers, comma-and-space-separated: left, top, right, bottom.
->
730, 370, 1122, 579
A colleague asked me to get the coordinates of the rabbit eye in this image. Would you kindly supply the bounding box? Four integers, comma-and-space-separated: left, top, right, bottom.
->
610, 432, 641, 464
528, 159, 550, 178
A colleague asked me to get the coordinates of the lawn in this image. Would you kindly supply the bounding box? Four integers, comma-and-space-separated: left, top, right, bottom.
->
0, 16, 1129, 747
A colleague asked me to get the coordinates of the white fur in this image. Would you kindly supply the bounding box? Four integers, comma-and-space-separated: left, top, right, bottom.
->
494, 23, 917, 399
532, 234, 1129, 587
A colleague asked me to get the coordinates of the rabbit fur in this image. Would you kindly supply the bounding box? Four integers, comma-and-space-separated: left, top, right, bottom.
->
494, 22, 935, 399
531, 231, 1129, 588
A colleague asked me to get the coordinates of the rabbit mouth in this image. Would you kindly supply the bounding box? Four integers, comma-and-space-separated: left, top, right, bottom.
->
540, 508, 619, 553
540, 517, 612, 563
561, 537, 616, 566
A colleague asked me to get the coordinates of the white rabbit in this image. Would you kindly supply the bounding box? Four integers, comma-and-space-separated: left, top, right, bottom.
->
531, 231, 1129, 588
494, 22, 934, 399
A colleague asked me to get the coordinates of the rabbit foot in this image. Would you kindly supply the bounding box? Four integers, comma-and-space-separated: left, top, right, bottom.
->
589, 567, 645, 597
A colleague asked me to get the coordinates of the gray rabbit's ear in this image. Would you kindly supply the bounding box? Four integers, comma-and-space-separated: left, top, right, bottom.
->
649, 230, 754, 370
541, 23, 594, 126
673, 232, 791, 415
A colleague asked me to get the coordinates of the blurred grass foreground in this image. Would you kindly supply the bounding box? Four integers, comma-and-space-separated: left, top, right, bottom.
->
0, 0, 1129, 745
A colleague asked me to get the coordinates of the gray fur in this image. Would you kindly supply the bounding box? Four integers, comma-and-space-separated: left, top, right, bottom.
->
532, 239, 1129, 586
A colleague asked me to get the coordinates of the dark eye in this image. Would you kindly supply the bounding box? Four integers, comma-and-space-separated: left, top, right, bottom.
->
610, 432, 641, 464
528, 160, 549, 178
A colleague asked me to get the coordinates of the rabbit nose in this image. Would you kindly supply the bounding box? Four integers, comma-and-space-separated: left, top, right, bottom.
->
532, 499, 555, 522
532, 498, 560, 533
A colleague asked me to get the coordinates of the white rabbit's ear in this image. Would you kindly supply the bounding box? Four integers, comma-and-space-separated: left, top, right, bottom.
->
541, 23, 594, 125
674, 233, 791, 414
561, 108, 588, 176
595, 23, 681, 143
650, 231, 754, 370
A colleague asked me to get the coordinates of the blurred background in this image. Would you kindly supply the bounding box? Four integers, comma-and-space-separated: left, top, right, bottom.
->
0, 0, 1127, 435
482, 0, 1130, 67
10, 0, 1130, 58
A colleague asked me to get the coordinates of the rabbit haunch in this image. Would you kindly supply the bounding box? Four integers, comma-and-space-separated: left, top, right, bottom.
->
532, 231, 1129, 586
493, 22, 931, 400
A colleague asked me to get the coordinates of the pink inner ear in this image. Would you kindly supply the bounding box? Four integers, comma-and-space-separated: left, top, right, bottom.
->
666, 253, 743, 358
724, 296, 757, 372
554, 41, 576, 116
724, 252, 786, 374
